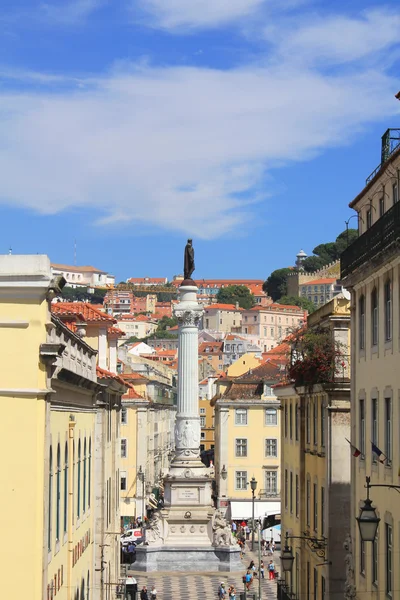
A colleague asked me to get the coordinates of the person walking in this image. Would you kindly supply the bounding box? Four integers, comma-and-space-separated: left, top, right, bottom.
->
218, 582, 227, 599
245, 570, 253, 590
260, 560, 265, 579
150, 585, 157, 599
140, 586, 149, 600
268, 560, 275, 580
127, 541, 136, 566
245, 524, 250, 541
228, 585, 236, 600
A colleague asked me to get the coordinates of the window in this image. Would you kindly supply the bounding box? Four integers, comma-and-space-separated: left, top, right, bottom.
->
385, 397, 392, 464
83, 439, 87, 514
284, 470, 288, 509
77, 440, 81, 519
320, 486, 325, 536
265, 438, 278, 457
359, 399, 365, 458
321, 401, 325, 447
384, 280, 392, 341
121, 438, 127, 458
371, 288, 378, 346
200, 432, 205, 440
265, 408, 277, 425
295, 404, 299, 441
359, 294, 365, 349
366, 208, 372, 229
295, 474, 299, 517
200, 408, 206, 414
235, 408, 247, 425
56, 444, 61, 542
235, 438, 248, 457
372, 398, 378, 463
284, 404, 288, 437
264, 385, 273, 396
306, 477, 311, 526
372, 535, 378, 585
313, 400, 318, 445
48, 446, 53, 551
393, 181, 398, 204
290, 472, 293, 513
386, 524, 393, 595
379, 196, 384, 217
313, 483, 318, 531
200, 416, 206, 427
313, 568, 318, 600
307, 562, 310, 600
235, 471, 247, 490
64, 443, 68, 534
289, 403, 293, 440
321, 576, 326, 600
265, 470, 278, 494
121, 407, 127, 424
360, 539, 365, 575
270, 328, 274, 336
120, 472, 127, 491
306, 400, 311, 444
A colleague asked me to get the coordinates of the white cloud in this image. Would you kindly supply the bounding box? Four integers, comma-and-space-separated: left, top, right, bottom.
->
266, 8, 400, 65
134, 0, 267, 29
39, 0, 105, 25
0, 52, 398, 239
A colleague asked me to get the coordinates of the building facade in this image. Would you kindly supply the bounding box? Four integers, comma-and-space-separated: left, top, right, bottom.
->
213, 362, 282, 521
341, 130, 400, 600
202, 303, 242, 333
51, 263, 115, 288
274, 295, 351, 600
241, 304, 306, 352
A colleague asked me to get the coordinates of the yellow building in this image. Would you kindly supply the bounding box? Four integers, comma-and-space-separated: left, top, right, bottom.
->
199, 396, 215, 452
213, 361, 282, 521
341, 130, 400, 600
274, 295, 351, 600
0, 255, 119, 600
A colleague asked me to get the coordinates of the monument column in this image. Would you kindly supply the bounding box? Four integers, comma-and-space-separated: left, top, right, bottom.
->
172, 284, 204, 466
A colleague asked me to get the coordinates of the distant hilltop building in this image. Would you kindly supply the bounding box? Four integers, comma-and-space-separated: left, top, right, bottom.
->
51, 263, 115, 288
287, 259, 344, 308
126, 276, 168, 286
295, 249, 308, 270
172, 277, 270, 305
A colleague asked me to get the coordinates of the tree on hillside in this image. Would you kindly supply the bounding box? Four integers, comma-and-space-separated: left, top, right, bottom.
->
277, 295, 316, 314
262, 268, 292, 301
302, 229, 358, 272
216, 285, 255, 309
157, 315, 178, 331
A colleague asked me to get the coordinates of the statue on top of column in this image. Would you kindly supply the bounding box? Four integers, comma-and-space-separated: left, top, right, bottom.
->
184, 239, 195, 281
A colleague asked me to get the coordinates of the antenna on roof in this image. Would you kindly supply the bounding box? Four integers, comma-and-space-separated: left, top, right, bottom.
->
74, 238, 77, 266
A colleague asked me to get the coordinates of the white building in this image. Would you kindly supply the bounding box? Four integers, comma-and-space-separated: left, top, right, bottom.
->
51, 263, 115, 288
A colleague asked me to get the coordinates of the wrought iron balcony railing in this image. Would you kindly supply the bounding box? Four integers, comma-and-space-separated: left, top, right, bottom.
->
259, 489, 280, 499
277, 580, 297, 600
341, 201, 400, 280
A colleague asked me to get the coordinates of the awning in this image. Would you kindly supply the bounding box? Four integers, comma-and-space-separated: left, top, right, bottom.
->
229, 501, 281, 520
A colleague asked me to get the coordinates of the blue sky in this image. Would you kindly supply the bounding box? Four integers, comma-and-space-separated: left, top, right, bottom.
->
0, 0, 399, 282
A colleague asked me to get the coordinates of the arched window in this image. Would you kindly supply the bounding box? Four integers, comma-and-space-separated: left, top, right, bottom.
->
371, 288, 378, 346
56, 444, 61, 541
83, 438, 87, 513
48, 446, 53, 551
64, 442, 68, 534
88, 438, 91, 509
77, 439, 81, 519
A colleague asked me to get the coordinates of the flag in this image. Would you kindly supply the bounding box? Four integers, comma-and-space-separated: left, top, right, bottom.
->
372, 442, 386, 463
346, 438, 361, 457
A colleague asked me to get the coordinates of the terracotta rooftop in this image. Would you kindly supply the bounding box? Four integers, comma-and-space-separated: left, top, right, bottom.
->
204, 304, 240, 311
123, 387, 146, 400
52, 263, 107, 274
96, 366, 129, 387
52, 302, 116, 323
236, 360, 283, 382
299, 278, 337, 286
199, 342, 224, 353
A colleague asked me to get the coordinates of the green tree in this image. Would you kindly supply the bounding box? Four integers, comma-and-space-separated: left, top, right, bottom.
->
277, 295, 316, 314
302, 229, 358, 272
335, 229, 358, 255
262, 268, 292, 301
157, 316, 178, 331
216, 285, 255, 309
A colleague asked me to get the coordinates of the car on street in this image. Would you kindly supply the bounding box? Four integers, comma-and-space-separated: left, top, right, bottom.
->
120, 528, 143, 546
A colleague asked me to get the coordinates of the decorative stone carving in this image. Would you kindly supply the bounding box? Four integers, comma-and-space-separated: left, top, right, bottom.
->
174, 309, 203, 328
190, 526, 196, 533
145, 511, 164, 546
199, 526, 205, 533
212, 510, 237, 547
175, 419, 200, 449
170, 526, 176, 533
343, 534, 356, 599
180, 525, 186, 533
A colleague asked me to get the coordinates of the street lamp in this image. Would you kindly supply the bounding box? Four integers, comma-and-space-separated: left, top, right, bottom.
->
356, 476, 400, 542
280, 535, 295, 573
345, 214, 362, 247
250, 476, 257, 551
220, 465, 228, 480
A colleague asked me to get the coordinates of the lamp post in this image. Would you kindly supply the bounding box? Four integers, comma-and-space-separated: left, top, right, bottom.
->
345, 214, 360, 247
250, 476, 257, 551
357, 476, 400, 542
220, 465, 228, 480
138, 465, 145, 524
280, 534, 295, 573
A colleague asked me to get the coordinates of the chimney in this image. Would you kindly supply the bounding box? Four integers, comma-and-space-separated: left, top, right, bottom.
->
235, 302, 239, 310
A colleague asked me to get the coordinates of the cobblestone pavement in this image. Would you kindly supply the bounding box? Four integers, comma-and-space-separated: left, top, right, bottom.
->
127, 543, 281, 600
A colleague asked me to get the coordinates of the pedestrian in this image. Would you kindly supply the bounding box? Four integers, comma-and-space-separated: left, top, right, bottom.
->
271, 542, 276, 554
268, 560, 275, 580
260, 560, 265, 579
228, 585, 236, 600
150, 585, 157, 599
140, 586, 149, 600
232, 521, 237, 535
245, 570, 253, 590
265, 540, 269, 556
127, 541, 136, 566
218, 582, 227, 599
245, 524, 250, 540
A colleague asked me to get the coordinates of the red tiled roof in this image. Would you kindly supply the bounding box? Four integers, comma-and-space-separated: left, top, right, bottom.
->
204, 304, 239, 311
225, 334, 245, 340
52, 263, 107, 274
199, 342, 224, 353
52, 302, 116, 323
247, 304, 304, 312
108, 326, 125, 336
120, 372, 148, 381
299, 278, 336, 286
96, 366, 129, 387
123, 387, 146, 399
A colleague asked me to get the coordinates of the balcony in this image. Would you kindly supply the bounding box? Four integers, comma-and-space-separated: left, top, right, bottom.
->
277, 580, 297, 600
259, 489, 280, 499
341, 201, 400, 280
